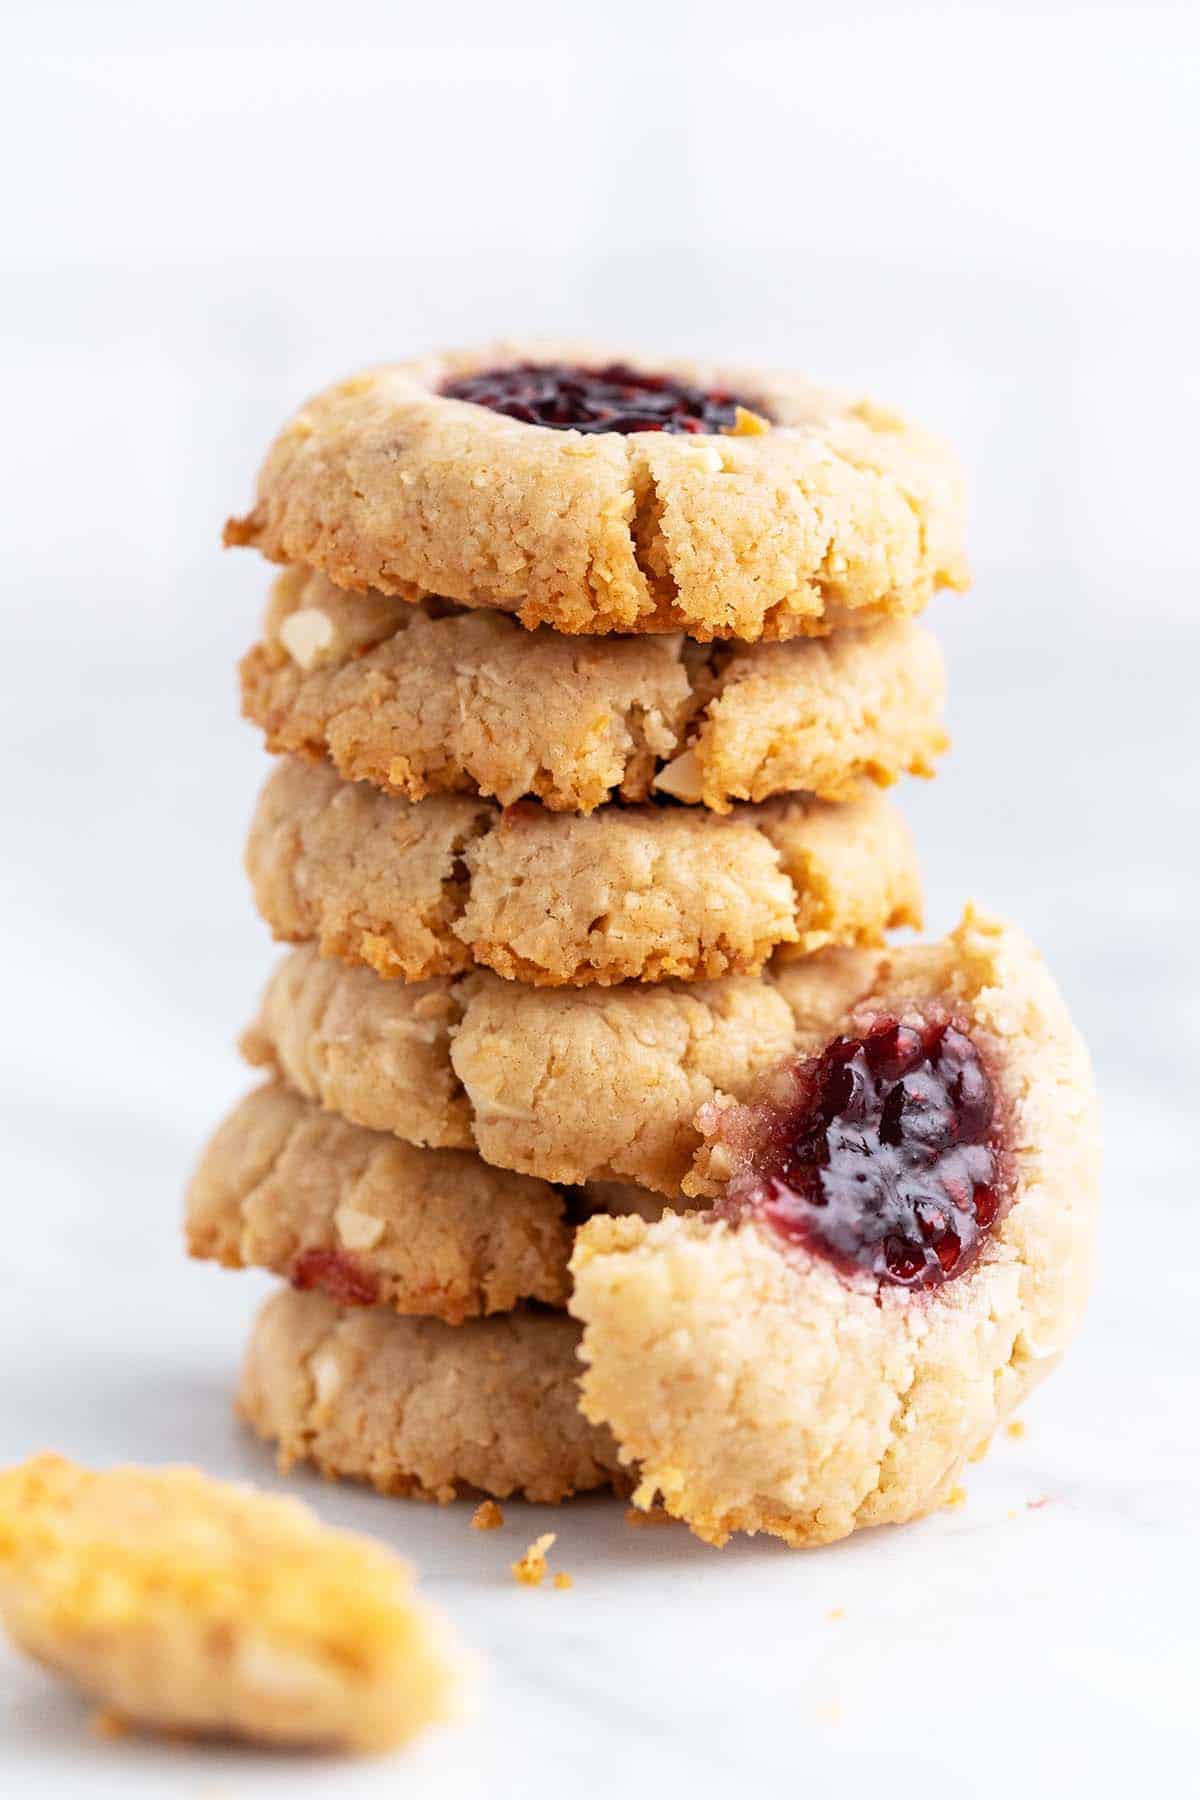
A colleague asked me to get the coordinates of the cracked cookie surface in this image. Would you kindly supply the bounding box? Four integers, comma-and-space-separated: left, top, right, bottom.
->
237, 1288, 626, 1504
0, 1454, 459, 1751
241, 942, 882, 1193
242, 569, 948, 812
225, 340, 969, 642
187, 1083, 674, 1322
245, 757, 921, 986
568, 909, 1100, 1548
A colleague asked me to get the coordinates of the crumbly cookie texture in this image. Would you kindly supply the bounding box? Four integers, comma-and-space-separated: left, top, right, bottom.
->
569, 908, 1100, 1548
243, 943, 881, 1194
187, 1083, 673, 1322
238, 1288, 626, 1504
241, 568, 948, 813
0, 1454, 460, 1752
240, 948, 472, 1149
245, 757, 921, 987
224, 340, 969, 642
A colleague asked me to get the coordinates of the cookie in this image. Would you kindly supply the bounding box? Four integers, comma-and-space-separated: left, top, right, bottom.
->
238, 1288, 625, 1504
241, 943, 882, 1193
569, 908, 1100, 1548
187, 1083, 671, 1322
0, 1454, 459, 1751
245, 757, 921, 986
242, 568, 948, 813
224, 340, 969, 642
241, 948, 472, 1151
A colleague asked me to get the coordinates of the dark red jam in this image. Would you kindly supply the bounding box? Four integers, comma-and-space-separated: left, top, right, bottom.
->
748, 1017, 1003, 1290
290, 1247, 379, 1307
441, 361, 762, 435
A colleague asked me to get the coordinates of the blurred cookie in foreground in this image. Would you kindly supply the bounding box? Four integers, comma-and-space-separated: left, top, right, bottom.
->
0, 1454, 464, 1753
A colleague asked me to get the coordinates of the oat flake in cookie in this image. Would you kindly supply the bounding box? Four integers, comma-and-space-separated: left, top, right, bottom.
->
225, 339, 969, 641
569, 908, 1100, 1548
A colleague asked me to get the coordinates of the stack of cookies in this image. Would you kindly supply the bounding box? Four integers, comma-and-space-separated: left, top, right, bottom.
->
189, 345, 1098, 1547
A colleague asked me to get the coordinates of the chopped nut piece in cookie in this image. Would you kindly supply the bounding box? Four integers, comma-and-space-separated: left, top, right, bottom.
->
277, 606, 335, 671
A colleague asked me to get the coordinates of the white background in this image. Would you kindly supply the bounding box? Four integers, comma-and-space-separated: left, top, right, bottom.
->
2, 3, 1198, 1795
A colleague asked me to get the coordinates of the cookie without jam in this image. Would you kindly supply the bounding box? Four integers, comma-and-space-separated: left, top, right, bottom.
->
568, 908, 1100, 1548
245, 757, 922, 987
187, 1083, 673, 1322
0, 1455, 459, 1751
240, 942, 883, 1194
241, 569, 949, 813
238, 1289, 627, 1504
224, 339, 969, 642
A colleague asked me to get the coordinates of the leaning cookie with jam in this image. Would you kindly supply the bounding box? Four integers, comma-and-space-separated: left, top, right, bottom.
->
225, 340, 969, 641
569, 907, 1100, 1547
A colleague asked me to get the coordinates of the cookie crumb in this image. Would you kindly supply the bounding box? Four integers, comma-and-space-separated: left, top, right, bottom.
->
553, 1572, 573, 1591
624, 1505, 675, 1528
511, 1533, 556, 1588
826, 1607, 844, 1622
90, 1708, 130, 1740
471, 1501, 504, 1532
1006, 1420, 1027, 1440
943, 1485, 968, 1511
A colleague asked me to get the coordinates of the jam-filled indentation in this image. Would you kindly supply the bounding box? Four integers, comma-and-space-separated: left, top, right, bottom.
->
441, 361, 765, 436
742, 1016, 1004, 1289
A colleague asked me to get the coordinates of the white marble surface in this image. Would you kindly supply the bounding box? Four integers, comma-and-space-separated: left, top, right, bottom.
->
3, 4, 1200, 1792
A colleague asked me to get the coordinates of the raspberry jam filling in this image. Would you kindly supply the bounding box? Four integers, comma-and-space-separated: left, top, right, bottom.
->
290, 1247, 379, 1308
440, 361, 763, 435
732, 1016, 1005, 1290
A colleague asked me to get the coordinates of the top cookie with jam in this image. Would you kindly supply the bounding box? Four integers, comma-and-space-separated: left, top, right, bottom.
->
226, 341, 969, 643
